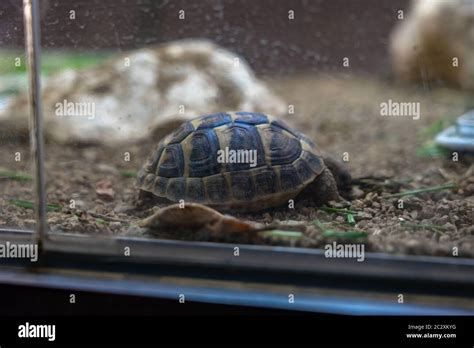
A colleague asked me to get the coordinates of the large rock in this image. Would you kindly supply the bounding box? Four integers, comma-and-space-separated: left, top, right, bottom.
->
390, 0, 474, 90
1, 40, 286, 143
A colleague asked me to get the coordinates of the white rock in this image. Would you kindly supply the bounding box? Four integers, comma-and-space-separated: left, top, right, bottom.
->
1, 40, 286, 144
390, 0, 474, 89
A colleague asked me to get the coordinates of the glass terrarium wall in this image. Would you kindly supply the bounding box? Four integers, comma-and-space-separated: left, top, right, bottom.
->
2, 0, 473, 259
0, 0, 35, 231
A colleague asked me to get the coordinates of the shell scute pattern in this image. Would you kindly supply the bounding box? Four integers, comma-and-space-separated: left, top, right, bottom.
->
166, 177, 186, 201
185, 178, 206, 202
234, 111, 269, 125
187, 128, 221, 177
152, 176, 168, 196
266, 125, 302, 166
254, 167, 279, 195
279, 165, 302, 191
293, 158, 315, 183
205, 175, 230, 203
271, 119, 300, 137
167, 121, 195, 144
229, 171, 255, 201
196, 112, 233, 129
301, 150, 324, 174
137, 112, 326, 210
157, 143, 184, 177
219, 122, 266, 171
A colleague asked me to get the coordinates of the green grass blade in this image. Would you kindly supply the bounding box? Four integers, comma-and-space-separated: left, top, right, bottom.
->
9, 199, 62, 212
0, 169, 32, 182
384, 183, 457, 198
347, 213, 356, 226
259, 230, 303, 239
120, 170, 137, 178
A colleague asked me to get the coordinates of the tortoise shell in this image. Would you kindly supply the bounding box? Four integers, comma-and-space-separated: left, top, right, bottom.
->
137, 112, 326, 211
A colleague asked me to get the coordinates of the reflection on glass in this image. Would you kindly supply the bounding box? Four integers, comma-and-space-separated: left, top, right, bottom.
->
0, 0, 34, 231
1, 0, 473, 258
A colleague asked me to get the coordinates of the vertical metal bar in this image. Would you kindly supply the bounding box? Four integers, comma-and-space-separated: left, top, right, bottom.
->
23, 0, 47, 247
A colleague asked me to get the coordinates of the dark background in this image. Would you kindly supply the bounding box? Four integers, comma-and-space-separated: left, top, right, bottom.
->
0, 0, 410, 75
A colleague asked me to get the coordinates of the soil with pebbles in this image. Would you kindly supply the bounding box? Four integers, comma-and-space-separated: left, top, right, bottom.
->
1, 73, 473, 257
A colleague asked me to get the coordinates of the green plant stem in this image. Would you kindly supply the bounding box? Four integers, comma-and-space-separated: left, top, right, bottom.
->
347, 213, 356, 226
120, 170, 137, 178
384, 183, 457, 198
0, 169, 32, 182
9, 199, 62, 212
259, 230, 303, 239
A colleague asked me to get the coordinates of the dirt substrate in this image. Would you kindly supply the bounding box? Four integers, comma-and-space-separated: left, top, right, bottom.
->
1, 73, 473, 257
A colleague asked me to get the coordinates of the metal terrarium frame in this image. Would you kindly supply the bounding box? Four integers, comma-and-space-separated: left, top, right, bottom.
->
0, 0, 473, 315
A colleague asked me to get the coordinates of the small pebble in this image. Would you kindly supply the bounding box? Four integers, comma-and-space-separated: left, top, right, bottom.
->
110, 221, 122, 229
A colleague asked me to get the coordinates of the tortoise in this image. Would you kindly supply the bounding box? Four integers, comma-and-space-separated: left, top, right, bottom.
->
136, 112, 351, 212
